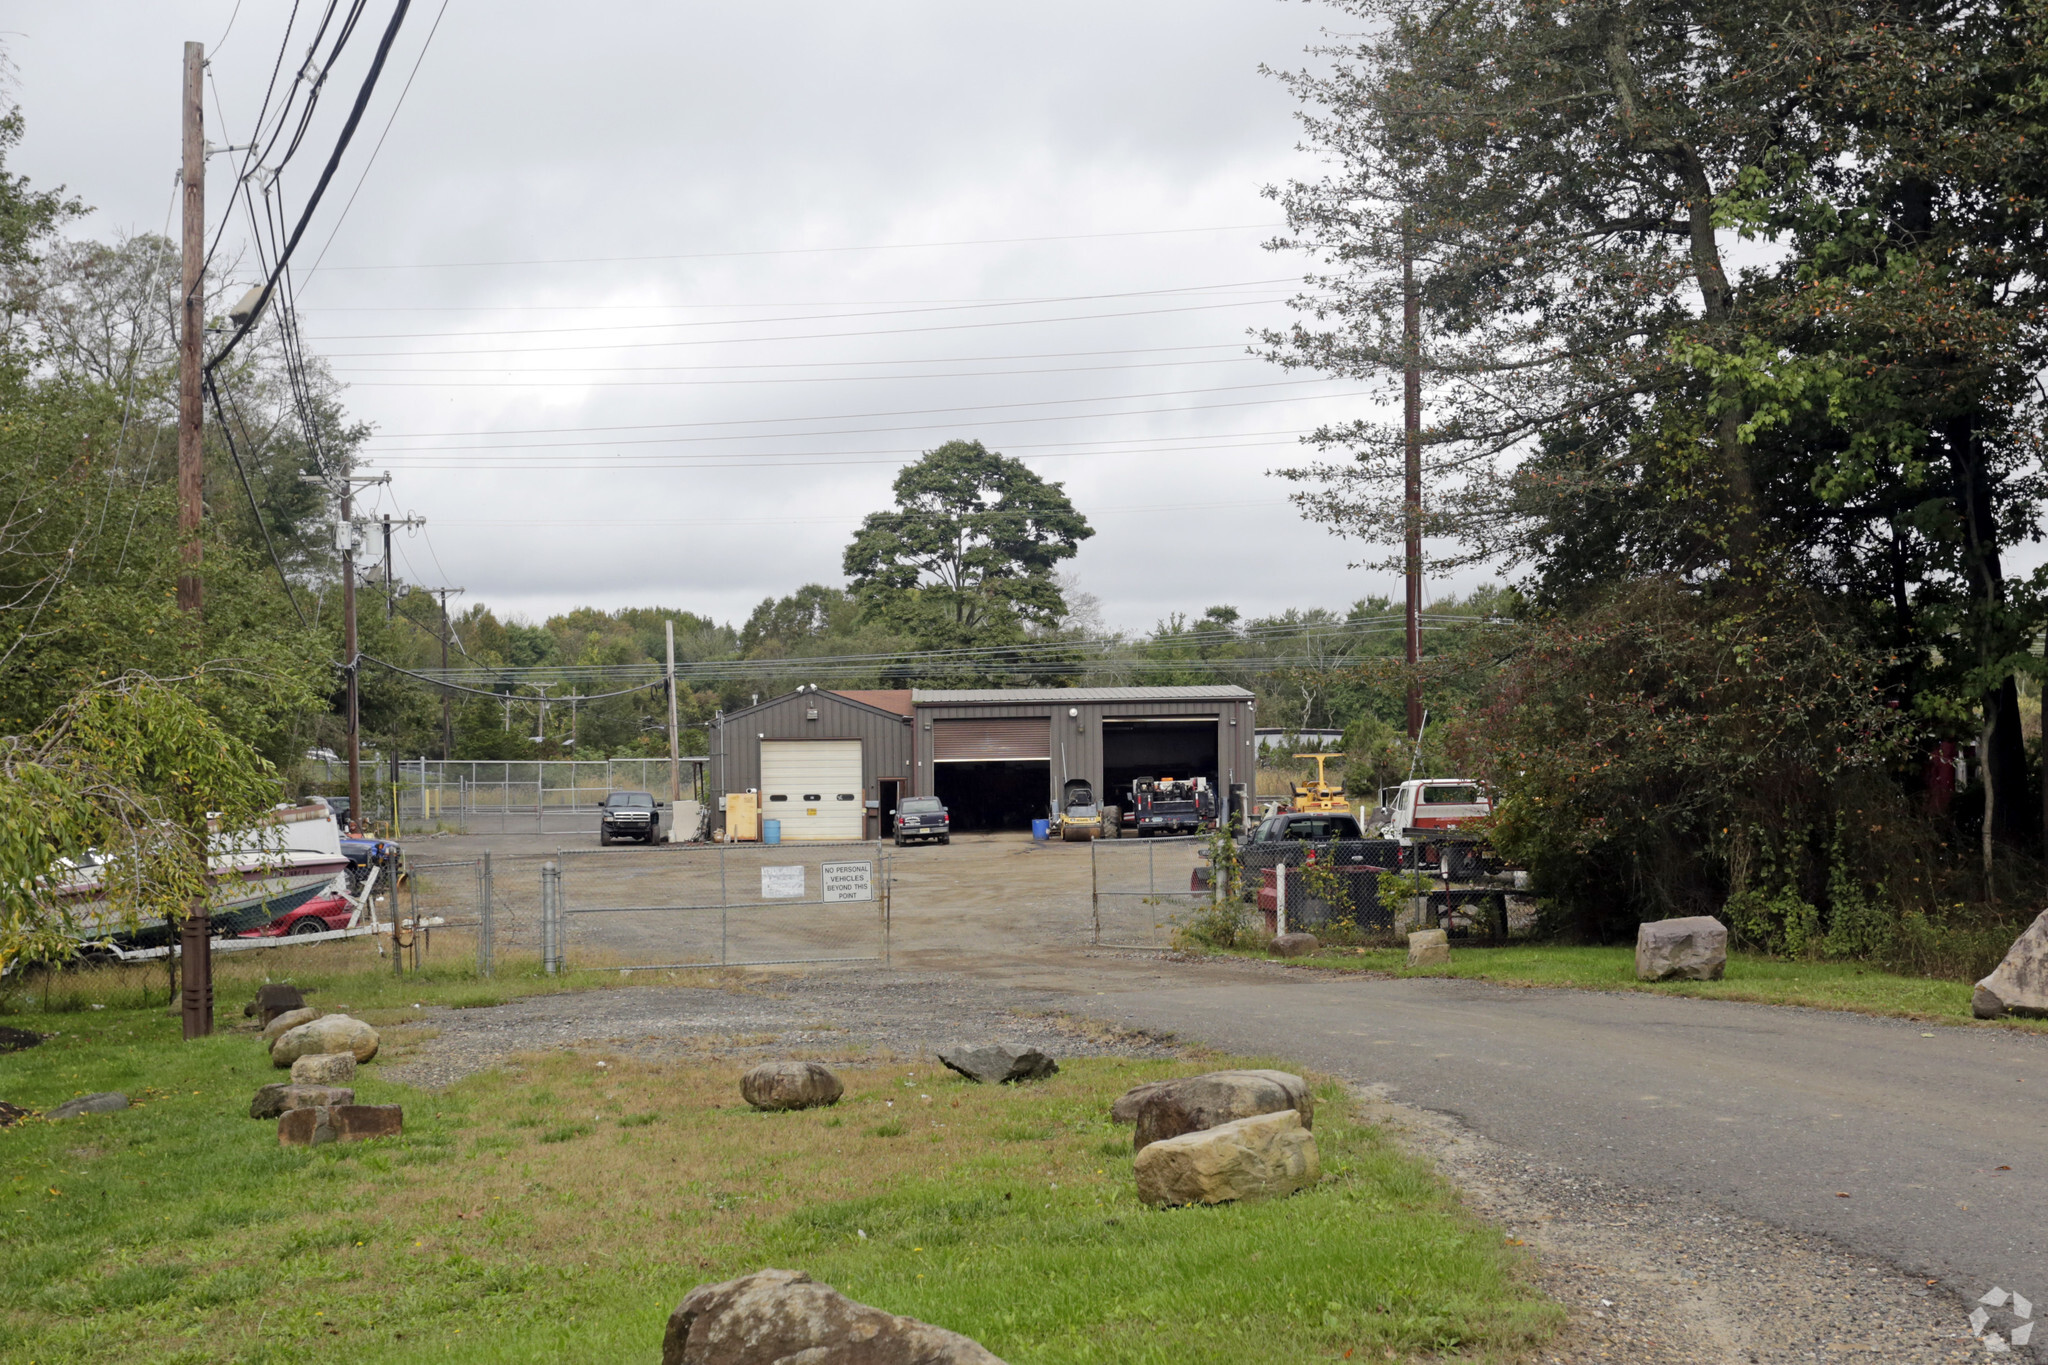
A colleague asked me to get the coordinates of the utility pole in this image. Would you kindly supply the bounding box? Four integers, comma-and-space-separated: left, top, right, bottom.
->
1402, 210, 1424, 744
665, 619, 681, 806
379, 513, 427, 618
304, 472, 390, 836
177, 39, 210, 1041
434, 586, 465, 760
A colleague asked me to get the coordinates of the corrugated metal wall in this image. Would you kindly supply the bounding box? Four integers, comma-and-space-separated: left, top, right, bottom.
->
711, 691, 912, 836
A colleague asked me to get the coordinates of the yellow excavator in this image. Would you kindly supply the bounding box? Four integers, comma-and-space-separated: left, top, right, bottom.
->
1290, 753, 1349, 814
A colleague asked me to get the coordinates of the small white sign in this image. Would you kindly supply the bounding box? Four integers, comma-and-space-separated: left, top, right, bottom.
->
760, 865, 807, 899
821, 861, 873, 903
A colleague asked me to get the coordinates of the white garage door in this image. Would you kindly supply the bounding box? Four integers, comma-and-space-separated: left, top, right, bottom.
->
760, 740, 865, 841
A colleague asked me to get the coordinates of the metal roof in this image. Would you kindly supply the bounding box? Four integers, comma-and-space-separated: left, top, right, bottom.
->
911, 685, 1255, 704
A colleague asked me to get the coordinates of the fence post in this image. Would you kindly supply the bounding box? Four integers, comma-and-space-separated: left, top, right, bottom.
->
541, 860, 558, 974
719, 839, 728, 906
882, 846, 892, 966
1090, 837, 1100, 945
478, 851, 495, 978
1276, 862, 1289, 938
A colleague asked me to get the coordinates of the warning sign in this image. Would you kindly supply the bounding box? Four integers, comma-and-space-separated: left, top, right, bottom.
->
760, 865, 807, 900
821, 861, 873, 903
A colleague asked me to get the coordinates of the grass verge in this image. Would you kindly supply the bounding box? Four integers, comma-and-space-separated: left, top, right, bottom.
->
0, 1006, 1560, 1363
1235, 942, 2048, 1030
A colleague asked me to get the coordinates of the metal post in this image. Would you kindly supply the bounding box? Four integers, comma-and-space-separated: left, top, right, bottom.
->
1147, 839, 1155, 897
541, 861, 558, 974
665, 620, 681, 806
883, 849, 892, 965
1090, 837, 1099, 945
478, 851, 494, 977
1402, 209, 1425, 742
719, 839, 727, 906
1276, 862, 1289, 938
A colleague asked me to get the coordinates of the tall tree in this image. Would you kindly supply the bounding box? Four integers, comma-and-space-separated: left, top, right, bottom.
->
843, 440, 1093, 659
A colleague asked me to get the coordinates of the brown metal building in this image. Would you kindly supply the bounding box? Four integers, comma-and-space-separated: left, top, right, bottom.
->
712, 684, 1256, 839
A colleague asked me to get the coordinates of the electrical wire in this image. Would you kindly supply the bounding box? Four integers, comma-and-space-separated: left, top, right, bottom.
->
300, 0, 453, 282
206, 371, 310, 625
309, 222, 1284, 273
207, 0, 414, 376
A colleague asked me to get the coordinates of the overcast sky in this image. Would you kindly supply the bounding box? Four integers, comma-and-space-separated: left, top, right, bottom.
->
6, 2, 1481, 635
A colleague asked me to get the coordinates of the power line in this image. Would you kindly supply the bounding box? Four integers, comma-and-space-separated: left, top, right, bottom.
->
360, 382, 1353, 454
301, 279, 1296, 341
423, 497, 1295, 527
366, 436, 1304, 474
207, 0, 415, 375
308, 222, 1284, 274
311, 297, 1289, 359
329, 355, 1265, 386
300, 0, 453, 281
206, 370, 309, 625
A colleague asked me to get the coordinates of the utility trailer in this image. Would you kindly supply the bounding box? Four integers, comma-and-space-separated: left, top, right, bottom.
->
1128, 776, 1215, 838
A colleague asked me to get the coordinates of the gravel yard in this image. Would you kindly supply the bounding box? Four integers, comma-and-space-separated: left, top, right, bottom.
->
379, 968, 1178, 1090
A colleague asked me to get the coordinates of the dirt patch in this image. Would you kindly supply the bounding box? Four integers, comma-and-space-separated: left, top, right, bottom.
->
0, 1025, 43, 1053
1349, 1085, 1989, 1364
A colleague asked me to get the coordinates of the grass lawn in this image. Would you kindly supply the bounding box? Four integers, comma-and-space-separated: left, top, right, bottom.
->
0, 1002, 1561, 1364
1242, 942, 2048, 1030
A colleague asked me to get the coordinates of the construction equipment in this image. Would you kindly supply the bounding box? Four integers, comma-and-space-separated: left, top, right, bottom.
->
1130, 776, 1214, 836
1055, 779, 1103, 841
1290, 754, 1349, 814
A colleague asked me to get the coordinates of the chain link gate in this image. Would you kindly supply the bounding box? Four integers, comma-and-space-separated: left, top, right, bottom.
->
1090, 835, 1215, 949
540, 840, 892, 971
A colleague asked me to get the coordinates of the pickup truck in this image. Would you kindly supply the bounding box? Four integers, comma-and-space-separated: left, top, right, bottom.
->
599, 791, 663, 845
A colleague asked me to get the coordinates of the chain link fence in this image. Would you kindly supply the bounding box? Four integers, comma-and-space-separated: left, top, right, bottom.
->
405, 841, 890, 973
1090, 836, 1212, 949
307, 757, 710, 834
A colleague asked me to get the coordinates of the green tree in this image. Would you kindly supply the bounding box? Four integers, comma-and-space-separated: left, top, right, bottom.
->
843, 440, 1093, 659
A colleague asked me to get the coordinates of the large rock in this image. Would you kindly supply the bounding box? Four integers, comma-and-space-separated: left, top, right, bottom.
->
1109, 1080, 1175, 1124
661, 1268, 1004, 1365
1268, 932, 1319, 958
1972, 908, 2048, 1019
1636, 915, 1728, 981
252, 983, 306, 1025
741, 1061, 843, 1111
47, 1092, 129, 1120
332, 1104, 403, 1141
250, 1083, 354, 1119
278, 1107, 336, 1147
260, 1007, 320, 1048
1407, 929, 1450, 967
271, 1015, 379, 1068
1134, 1109, 1321, 1208
290, 1052, 358, 1086
937, 1043, 1057, 1085
1126, 1070, 1313, 1151
278, 1103, 402, 1146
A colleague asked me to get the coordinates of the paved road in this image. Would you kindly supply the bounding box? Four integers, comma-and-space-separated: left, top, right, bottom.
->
1065, 968, 2048, 1311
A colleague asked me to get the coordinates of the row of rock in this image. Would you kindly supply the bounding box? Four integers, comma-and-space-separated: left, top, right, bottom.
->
1266, 929, 1452, 965
1113, 1068, 1319, 1208
737, 1044, 1059, 1114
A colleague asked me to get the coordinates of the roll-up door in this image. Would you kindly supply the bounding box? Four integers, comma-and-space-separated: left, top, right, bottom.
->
760, 740, 864, 841
932, 717, 1051, 762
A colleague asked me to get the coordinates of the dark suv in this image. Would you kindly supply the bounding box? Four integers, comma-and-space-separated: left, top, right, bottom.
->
893, 796, 950, 846
599, 791, 661, 845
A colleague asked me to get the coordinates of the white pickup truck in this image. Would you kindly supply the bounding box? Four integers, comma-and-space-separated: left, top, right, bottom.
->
1373, 779, 1491, 836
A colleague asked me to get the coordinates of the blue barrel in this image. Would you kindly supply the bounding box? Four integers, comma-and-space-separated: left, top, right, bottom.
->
1031, 818, 1050, 841
762, 818, 781, 845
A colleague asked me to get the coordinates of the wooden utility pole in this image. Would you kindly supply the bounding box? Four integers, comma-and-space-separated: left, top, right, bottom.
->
177, 41, 212, 1041
1402, 212, 1424, 743
343, 482, 361, 835
665, 620, 681, 808
435, 587, 465, 760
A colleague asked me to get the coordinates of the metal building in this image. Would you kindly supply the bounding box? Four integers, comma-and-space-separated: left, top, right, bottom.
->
712, 684, 1255, 839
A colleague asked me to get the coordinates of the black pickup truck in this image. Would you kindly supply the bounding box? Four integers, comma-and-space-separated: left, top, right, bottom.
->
599, 791, 662, 845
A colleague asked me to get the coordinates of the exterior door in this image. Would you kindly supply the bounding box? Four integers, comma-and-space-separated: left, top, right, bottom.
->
759, 740, 864, 841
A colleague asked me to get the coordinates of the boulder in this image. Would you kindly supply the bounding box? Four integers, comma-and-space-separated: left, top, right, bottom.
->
260, 1007, 320, 1048
1406, 929, 1451, 967
1134, 1109, 1321, 1208
278, 1107, 335, 1147
1972, 909, 2048, 1019
47, 1092, 129, 1120
1109, 1080, 1175, 1124
740, 1061, 843, 1112
661, 1268, 1004, 1365
1636, 915, 1727, 981
1127, 1070, 1313, 1151
253, 983, 306, 1025
1268, 932, 1320, 958
290, 1052, 358, 1086
937, 1043, 1057, 1085
250, 1083, 353, 1120
271, 1015, 378, 1068
331, 1104, 403, 1141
